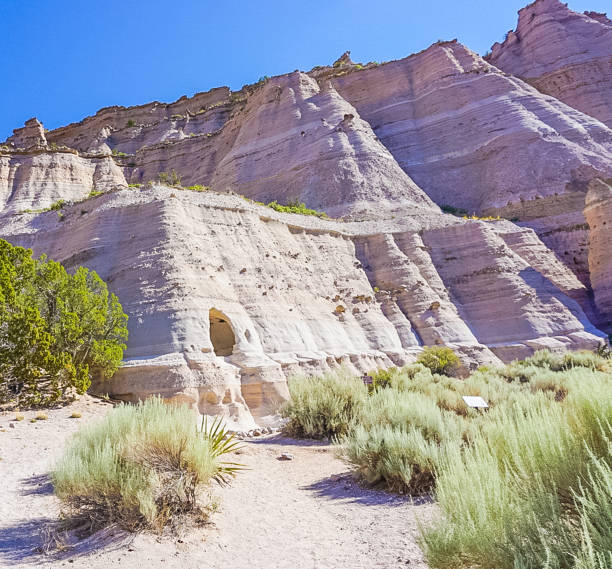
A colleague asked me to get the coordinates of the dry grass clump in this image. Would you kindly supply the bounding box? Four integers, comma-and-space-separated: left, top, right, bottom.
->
281, 370, 367, 439
423, 370, 612, 569
53, 397, 241, 534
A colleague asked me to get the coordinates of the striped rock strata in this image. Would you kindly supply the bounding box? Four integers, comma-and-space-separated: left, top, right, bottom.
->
1, 0, 611, 425
487, 0, 612, 129
0, 187, 604, 428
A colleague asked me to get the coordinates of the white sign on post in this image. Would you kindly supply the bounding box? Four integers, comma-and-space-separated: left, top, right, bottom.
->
462, 396, 489, 409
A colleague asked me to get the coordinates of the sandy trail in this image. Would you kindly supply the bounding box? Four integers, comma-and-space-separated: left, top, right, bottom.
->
0, 399, 435, 569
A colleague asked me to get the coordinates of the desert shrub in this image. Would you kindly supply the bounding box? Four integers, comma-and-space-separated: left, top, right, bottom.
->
185, 184, 210, 192
343, 424, 442, 494
341, 388, 466, 493
281, 371, 367, 439
367, 366, 399, 391
53, 397, 240, 533
49, 199, 65, 211
0, 240, 128, 407
518, 349, 608, 372
157, 169, 182, 186
441, 204, 468, 216
266, 199, 329, 219
416, 346, 460, 376
422, 369, 612, 569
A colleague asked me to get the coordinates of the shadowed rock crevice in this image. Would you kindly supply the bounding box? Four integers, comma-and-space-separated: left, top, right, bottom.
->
209, 308, 236, 357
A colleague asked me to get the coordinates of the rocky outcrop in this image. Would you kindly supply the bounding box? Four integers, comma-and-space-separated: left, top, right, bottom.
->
0, 147, 126, 214
584, 178, 612, 332
487, 0, 612, 128
0, 188, 604, 428
6, 117, 47, 149
46, 87, 232, 153
210, 72, 437, 218
331, 40, 612, 215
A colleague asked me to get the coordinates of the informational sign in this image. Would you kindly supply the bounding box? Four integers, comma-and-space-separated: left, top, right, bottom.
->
462, 396, 489, 409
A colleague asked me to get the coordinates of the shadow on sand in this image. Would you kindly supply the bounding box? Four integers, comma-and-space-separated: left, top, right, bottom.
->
0, 474, 132, 565
246, 434, 332, 447
20, 473, 54, 496
305, 474, 434, 508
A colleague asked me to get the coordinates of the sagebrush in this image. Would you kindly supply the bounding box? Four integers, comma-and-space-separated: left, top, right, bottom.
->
280, 349, 612, 568
53, 397, 241, 533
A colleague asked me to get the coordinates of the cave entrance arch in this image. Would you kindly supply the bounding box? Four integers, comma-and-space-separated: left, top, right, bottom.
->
209, 309, 236, 357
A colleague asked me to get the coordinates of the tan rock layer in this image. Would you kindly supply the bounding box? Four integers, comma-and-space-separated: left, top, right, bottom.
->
584, 178, 612, 332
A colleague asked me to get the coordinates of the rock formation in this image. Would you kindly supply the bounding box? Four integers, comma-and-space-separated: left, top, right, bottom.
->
487, 0, 612, 129
0, 0, 610, 427
584, 178, 612, 331
1, 188, 604, 428
7, 117, 47, 149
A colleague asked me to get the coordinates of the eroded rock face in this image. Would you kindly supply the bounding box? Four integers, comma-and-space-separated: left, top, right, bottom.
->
7, 117, 47, 149
1, 0, 610, 425
584, 178, 612, 332
0, 188, 605, 427
331, 40, 612, 215
0, 149, 126, 214
487, 0, 612, 128
46, 87, 232, 153
210, 73, 437, 218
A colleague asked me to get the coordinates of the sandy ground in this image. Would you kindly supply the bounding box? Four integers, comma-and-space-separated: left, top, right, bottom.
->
0, 397, 436, 569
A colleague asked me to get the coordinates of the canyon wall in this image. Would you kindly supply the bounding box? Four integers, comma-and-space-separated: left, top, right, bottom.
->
487, 0, 612, 129
1, 0, 610, 425
0, 187, 604, 428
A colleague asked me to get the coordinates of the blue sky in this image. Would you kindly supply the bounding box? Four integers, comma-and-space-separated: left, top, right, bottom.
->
1, 0, 608, 140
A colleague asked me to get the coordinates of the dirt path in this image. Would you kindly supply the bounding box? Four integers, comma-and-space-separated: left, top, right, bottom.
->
0, 400, 436, 569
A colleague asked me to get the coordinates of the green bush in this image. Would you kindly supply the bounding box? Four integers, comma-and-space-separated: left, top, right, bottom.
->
0, 240, 128, 407
343, 423, 442, 494
157, 169, 182, 187
422, 370, 612, 569
266, 199, 329, 219
440, 204, 468, 216
185, 184, 210, 192
53, 397, 241, 533
416, 346, 460, 376
342, 389, 465, 493
367, 366, 399, 391
281, 371, 367, 439
49, 199, 65, 211
281, 349, 612, 567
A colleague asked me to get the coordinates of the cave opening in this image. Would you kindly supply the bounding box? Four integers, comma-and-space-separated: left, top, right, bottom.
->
209, 308, 236, 357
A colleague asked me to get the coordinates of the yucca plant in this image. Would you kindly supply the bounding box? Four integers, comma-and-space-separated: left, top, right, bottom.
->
199, 415, 245, 485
